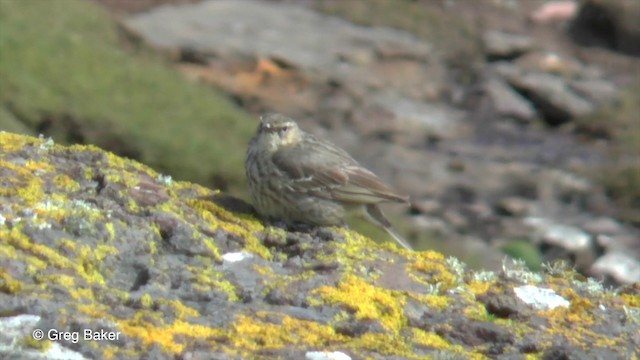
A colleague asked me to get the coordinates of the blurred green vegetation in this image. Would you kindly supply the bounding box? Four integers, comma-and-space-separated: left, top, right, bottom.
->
501, 239, 543, 272
0, 0, 255, 193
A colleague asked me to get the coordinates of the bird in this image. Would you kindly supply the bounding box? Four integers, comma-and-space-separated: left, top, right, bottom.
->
245, 113, 413, 250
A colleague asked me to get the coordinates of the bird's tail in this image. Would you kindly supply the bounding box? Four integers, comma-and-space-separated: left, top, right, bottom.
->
364, 204, 413, 251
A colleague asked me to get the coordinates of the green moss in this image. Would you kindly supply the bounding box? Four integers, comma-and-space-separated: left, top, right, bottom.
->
0, 0, 255, 193
501, 239, 543, 271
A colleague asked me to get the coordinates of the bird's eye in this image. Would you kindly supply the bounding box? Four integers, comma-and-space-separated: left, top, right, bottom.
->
278, 126, 290, 134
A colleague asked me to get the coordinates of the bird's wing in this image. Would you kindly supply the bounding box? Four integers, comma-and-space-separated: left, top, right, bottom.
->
272, 137, 408, 204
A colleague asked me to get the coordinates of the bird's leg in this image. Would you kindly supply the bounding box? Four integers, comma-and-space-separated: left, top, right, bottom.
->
364, 204, 413, 251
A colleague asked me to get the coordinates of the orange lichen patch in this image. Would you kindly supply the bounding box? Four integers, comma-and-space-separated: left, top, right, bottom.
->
407, 251, 458, 290
311, 274, 407, 334
231, 313, 346, 351
542, 301, 620, 349
117, 316, 225, 354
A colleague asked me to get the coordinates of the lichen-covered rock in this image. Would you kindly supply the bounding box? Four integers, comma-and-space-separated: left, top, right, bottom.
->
0, 132, 638, 359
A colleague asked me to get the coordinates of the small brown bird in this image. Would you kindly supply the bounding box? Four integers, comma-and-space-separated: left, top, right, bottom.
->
245, 113, 413, 250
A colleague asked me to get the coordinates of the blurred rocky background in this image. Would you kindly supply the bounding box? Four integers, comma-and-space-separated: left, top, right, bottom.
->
2, 0, 639, 286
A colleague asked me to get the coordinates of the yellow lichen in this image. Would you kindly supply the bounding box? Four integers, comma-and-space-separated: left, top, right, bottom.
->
621, 294, 640, 308
411, 328, 450, 350
231, 313, 346, 351
0, 269, 24, 294
104, 222, 115, 242
467, 280, 493, 297
0, 132, 43, 152
140, 293, 154, 309
53, 174, 80, 192
462, 302, 489, 320
22, 336, 53, 351
43, 273, 76, 288
407, 251, 458, 290
24, 159, 54, 173
311, 274, 406, 334
186, 198, 270, 260
6, 228, 74, 269
188, 266, 240, 302
349, 332, 410, 355
117, 316, 225, 354
158, 299, 200, 320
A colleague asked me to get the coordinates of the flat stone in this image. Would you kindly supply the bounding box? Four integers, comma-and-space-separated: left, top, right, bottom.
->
591, 252, 640, 284
483, 30, 535, 59
485, 78, 537, 121
124, 0, 431, 76
508, 72, 594, 123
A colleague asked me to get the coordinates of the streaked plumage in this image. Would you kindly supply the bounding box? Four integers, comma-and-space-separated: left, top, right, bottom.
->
245, 113, 412, 250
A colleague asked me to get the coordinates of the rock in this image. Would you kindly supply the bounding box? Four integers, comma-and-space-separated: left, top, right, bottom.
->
582, 217, 624, 236
410, 199, 442, 215
513, 285, 570, 310
530, 1, 579, 23
123, 0, 456, 145
495, 197, 532, 217
364, 92, 468, 142
482, 30, 535, 60
569, 0, 640, 57
484, 78, 537, 122
569, 78, 618, 106
590, 252, 640, 284
524, 217, 592, 252
124, 0, 431, 76
2, 132, 637, 358
507, 71, 594, 124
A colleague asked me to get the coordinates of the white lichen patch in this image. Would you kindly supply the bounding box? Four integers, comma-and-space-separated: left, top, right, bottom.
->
305, 351, 352, 360
514, 285, 570, 310
222, 251, 254, 264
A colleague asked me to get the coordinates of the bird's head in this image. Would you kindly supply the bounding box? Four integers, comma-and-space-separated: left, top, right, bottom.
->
256, 113, 302, 150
